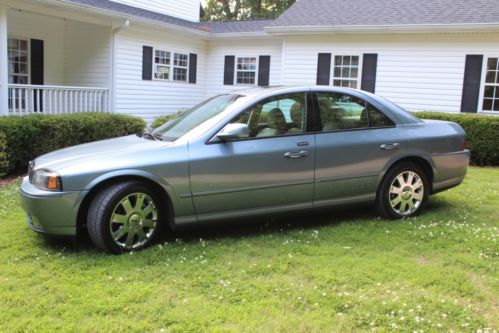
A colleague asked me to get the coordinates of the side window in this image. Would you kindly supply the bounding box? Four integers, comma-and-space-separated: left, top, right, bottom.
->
317, 93, 368, 131
229, 93, 306, 138
367, 104, 395, 127
317, 93, 393, 131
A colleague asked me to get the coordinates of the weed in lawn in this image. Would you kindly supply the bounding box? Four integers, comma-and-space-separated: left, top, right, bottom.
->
0, 167, 497, 332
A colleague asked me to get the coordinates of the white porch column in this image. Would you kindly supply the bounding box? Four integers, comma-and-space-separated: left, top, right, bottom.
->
0, 7, 8, 116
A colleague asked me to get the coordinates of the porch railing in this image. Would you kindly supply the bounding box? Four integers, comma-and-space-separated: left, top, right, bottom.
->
8, 84, 109, 115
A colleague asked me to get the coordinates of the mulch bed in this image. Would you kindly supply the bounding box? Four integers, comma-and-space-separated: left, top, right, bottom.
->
0, 173, 25, 188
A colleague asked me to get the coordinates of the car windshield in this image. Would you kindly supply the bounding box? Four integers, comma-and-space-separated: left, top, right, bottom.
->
152, 94, 242, 141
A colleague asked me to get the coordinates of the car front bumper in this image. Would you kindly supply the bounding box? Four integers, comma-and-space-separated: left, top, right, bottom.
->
19, 177, 85, 236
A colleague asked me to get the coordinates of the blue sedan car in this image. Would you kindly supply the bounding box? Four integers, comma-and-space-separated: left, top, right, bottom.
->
20, 86, 469, 253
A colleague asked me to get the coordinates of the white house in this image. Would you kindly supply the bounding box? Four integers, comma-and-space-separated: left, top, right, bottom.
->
0, 0, 498, 123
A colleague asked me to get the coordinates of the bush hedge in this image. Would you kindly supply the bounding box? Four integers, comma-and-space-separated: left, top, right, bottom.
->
0, 132, 8, 177
0, 113, 146, 176
413, 112, 499, 166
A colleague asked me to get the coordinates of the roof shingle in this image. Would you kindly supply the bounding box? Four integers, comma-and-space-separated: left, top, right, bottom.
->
271, 0, 499, 28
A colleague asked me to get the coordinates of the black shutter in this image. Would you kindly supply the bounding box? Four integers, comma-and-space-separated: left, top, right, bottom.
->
316, 53, 331, 85
30, 39, 44, 85
142, 46, 153, 80
189, 53, 197, 84
460, 55, 483, 113
31, 39, 44, 112
223, 55, 235, 85
258, 55, 271, 86
361, 53, 378, 93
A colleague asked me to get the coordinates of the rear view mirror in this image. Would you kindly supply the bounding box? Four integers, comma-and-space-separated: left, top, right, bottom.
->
215, 123, 249, 142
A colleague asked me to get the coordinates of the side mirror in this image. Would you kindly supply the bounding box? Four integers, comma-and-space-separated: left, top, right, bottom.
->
216, 123, 249, 142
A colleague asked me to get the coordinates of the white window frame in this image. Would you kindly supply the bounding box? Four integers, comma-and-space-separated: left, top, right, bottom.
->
172, 52, 189, 82
7, 36, 30, 85
153, 48, 189, 83
235, 56, 258, 85
331, 54, 362, 89
478, 55, 499, 114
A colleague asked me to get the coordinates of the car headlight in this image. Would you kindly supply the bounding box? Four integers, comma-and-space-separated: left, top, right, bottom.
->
31, 169, 62, 191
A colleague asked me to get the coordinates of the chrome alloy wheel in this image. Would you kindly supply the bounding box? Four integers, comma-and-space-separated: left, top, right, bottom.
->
389, 171, 424, 216
109, 192, 158, 250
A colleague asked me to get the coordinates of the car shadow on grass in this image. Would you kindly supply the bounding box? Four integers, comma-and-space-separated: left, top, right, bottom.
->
45, 197, 455, 255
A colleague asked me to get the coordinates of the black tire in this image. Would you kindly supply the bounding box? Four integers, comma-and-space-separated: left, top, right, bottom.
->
376, 162, 430, 219
87, 181, 165, 254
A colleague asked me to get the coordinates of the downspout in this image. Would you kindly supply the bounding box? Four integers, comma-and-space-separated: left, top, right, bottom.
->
110, 19, 130, 113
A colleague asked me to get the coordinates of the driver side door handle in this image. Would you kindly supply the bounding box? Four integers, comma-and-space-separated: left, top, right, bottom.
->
284, 151, 309, 159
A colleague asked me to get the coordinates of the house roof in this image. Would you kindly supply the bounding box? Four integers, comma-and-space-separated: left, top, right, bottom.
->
60, 0, 272, 34
59, 0, 499, 35
270, 0, 499, 29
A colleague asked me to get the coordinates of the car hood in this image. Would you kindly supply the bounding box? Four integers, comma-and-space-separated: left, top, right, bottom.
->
34, 135, 172, 171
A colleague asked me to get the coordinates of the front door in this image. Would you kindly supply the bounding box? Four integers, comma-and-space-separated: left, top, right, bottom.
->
189, 92, 316, 220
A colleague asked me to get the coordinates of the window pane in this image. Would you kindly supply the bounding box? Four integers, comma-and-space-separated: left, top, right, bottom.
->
343, 56, 351, 66
494, 100, 499, 111
333, 80, 341, 86
484, 86, 495, 98
236, 57, 257, 85
236, 71, 255, 85
351, 68, 358, 78
487, 58, 498, 71
173, 68, 187, 81
155, 65, 170, 80
351, 56, 359, 66
486, 71, 496, 83
335, 56, 342, 66
174, 53, 188, 67
483, 98, 493, 111
155, 50, 170, 65
334, 67, 341, 77
342, 67, 351, 78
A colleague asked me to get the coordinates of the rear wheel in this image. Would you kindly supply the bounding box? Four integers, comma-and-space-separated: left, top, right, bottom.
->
377, 162, 429, 219
87, 181, 164, 253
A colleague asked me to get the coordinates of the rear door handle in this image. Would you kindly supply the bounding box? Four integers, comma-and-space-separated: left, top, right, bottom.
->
380, 143, 400, 150
284, 150, 309, 159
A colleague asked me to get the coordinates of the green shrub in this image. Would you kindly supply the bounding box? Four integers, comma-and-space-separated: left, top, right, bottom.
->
0, 132, 7, 177
413, 112, 499, 166
151, 110, 187, 129
0, 113, 146, 176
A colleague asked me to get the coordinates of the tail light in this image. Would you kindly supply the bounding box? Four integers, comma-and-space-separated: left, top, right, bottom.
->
461, 138, 469, 151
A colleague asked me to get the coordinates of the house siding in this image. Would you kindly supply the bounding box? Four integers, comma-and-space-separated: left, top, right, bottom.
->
205, 38, 283, 97
283, 33, 499, 113
109, 0, 200, 22
114, 25, 206, 123
64, 20, 111, 88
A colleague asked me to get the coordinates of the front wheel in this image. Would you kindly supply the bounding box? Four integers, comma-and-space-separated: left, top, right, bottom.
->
87, 181, 164, 253
376, 162, 430, 219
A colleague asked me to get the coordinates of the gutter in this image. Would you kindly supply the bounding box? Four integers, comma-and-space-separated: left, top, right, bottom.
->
265, 23, 499, 35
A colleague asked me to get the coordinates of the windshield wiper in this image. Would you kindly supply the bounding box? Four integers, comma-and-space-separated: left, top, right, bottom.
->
139, 131, 163, 141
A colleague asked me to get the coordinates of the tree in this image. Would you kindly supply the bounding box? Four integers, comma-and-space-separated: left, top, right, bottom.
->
201, 0, 295, 21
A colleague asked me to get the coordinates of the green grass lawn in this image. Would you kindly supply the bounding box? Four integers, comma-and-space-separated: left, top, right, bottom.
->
0, 168, 497, 332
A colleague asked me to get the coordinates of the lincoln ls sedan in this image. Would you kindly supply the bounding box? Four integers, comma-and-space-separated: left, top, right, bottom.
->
20, 86, 469, 253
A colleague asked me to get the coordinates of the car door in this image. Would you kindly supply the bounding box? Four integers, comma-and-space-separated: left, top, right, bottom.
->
188, 92, 316, 220
313, 91, 405, 206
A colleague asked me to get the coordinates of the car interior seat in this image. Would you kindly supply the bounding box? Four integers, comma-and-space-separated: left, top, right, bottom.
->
256, 108, 287, 137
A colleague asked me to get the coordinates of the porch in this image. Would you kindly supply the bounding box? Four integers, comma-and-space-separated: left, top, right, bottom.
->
0, 4, 113, 116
